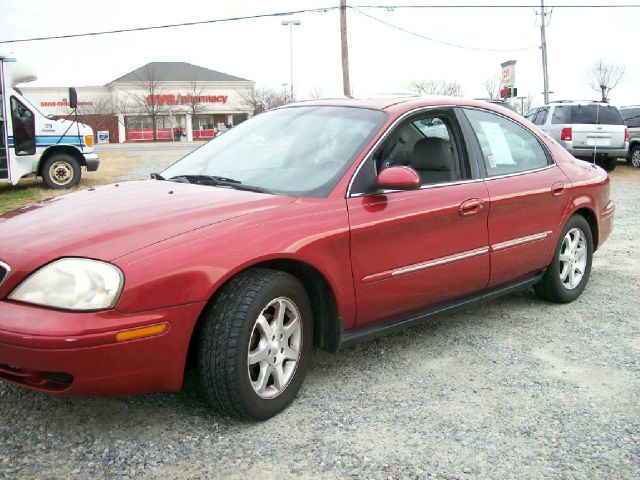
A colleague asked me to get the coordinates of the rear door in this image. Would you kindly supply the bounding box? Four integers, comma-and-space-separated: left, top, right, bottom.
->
462, 108, 570, 288
571, 104, 626, 149
0, 61, 8, 181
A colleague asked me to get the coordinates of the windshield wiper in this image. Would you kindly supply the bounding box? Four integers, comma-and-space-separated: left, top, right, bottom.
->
150, 172, 165, 180
167, 175, 269, 194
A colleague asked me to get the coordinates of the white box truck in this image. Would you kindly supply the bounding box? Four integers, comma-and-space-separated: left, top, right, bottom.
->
0, 52, 99, 189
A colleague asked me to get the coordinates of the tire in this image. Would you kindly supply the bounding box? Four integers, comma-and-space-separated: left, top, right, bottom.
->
534, 215, 593, 303
601, 157, 617, 172
197, 268, 313, 420
630, 146, 640, 168
41, 153, 81, 189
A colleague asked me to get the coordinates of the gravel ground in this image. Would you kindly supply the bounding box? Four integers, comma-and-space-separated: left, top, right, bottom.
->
1, 162, 638, 480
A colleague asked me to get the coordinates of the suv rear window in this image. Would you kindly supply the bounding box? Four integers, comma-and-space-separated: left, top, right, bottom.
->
553, 105, 625, 125
621, 108, 640, 128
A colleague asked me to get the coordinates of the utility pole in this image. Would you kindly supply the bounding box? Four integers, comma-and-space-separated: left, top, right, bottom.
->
340, 0, 351, 97
538, 0, 551, 104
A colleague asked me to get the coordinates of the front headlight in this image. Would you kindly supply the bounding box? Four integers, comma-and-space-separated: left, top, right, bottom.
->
9, 258, 124, 311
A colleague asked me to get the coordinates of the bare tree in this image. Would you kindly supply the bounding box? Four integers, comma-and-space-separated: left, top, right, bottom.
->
482, 75, 501, 100
307, 85, 325, 99
586, 59, 626, 102
240, 86, 290, 115
407, 79, 463, 97
75, 96, 114, 116
511, 94, 534, 116
182, 79, 205, 119
131, 64, 166, 141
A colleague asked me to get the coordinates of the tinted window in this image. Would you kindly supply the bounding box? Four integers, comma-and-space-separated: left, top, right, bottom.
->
570, 105, 625, 125
551, 106, 571, 124
533, 107, 549, 125
465, 109, 550, 177
524, 108, 537, 121
621, 108, 640, 128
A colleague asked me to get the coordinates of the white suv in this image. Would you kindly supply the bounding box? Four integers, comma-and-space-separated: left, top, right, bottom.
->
525, 101, 628, 171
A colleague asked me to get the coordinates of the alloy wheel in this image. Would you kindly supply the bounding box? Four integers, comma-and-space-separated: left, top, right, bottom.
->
558, 227, 587, 290
247, 297, 302, 399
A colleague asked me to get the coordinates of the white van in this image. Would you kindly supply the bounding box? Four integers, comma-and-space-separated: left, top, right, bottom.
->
0, 52, 99, 189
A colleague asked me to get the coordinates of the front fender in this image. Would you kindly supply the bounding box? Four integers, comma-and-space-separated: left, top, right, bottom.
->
112, 198, 357, 327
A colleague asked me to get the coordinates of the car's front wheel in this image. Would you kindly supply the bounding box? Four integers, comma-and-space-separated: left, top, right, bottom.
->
534, 215, 593, 303
197, 268, 313, 420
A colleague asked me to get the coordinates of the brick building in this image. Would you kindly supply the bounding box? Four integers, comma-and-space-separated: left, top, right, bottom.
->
21, 62, 255, 143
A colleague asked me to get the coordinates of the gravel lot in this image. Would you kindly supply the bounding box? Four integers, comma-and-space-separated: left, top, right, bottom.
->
1, 161, 638, 480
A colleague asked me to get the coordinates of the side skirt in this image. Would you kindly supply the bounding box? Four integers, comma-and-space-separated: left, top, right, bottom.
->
336, 272, 544, 350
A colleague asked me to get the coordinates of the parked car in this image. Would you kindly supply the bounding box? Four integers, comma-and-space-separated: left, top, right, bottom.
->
0, 97, 615, 420
619, 105, 640, 167
526, 100, 628, 171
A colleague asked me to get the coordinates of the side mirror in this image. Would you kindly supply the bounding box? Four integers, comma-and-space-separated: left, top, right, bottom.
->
68, 87, 78, 109
376, 165, 421, 191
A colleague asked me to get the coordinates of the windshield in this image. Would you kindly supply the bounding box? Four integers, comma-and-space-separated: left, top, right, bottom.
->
13, 87, 51, 119
161, 106, 387, 197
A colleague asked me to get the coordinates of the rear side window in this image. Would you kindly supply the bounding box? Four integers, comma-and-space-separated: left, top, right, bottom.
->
570, 105, 625, 125
621, 108, 640, 128
464, 108, 550, 177
533, 107, 549, 125
551, 106, 571, 124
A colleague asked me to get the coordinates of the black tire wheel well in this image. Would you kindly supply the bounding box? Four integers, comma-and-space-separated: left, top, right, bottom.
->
186, 259, 341, 370
574, 207, 599, 251
38, 146, 86, 176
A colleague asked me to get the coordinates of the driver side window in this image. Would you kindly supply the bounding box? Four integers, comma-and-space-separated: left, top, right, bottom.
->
350, 111, 469, 195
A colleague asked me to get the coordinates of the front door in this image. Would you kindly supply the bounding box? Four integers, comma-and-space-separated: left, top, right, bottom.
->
0, 62, 9, 181
347, 109, 490, 327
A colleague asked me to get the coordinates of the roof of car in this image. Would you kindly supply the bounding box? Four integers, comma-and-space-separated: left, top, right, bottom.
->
284, 96, 519, 115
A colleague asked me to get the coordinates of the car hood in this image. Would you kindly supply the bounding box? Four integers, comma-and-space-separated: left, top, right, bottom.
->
0, 180, 294, 281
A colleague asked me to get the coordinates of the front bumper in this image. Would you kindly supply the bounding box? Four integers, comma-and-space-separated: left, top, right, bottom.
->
0, 300, 205, 396
83, 153, 100, 172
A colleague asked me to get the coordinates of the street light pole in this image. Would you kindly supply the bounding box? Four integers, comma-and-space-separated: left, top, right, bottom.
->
281, 19, 301, 102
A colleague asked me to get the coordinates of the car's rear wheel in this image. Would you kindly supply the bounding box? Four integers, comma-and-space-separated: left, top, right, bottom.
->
600, 157, 617, 172
630, 146, 640, 168
197, 268, 313, 420
534, 215, 593, 303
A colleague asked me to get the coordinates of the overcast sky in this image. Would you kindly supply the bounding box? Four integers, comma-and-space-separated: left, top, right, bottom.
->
1, 1, 638, 107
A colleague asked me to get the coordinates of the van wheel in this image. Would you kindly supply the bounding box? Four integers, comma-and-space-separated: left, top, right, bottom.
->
630, 146, 640, 168
197, 268, 313, 420
534, 215, 593, 303
42, 154, 81, 189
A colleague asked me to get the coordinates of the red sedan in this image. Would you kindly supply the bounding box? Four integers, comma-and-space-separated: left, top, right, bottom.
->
0, 97, 615, 419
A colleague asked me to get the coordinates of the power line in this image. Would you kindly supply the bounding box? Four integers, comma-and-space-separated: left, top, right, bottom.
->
352, 7, 537, 52
0, 7, 338, 44
1, 3, 638, 44
353, 3, 640, 7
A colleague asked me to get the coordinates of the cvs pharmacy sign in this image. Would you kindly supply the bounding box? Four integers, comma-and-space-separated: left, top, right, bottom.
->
146, 94, 229, 106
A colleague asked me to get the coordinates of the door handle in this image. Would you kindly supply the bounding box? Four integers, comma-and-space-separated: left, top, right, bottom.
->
459, 198, 484, 217
551, 182, 565, 196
